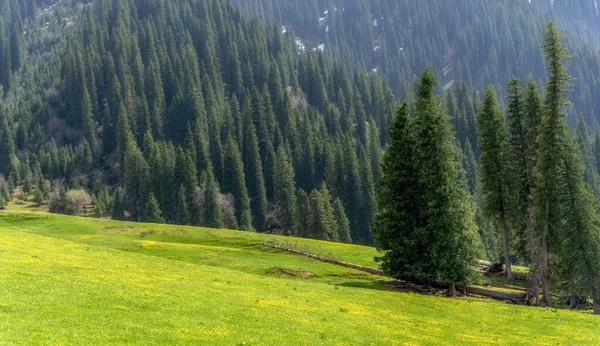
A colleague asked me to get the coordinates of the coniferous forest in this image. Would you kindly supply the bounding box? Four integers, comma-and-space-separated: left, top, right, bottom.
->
3, 0, 600, 314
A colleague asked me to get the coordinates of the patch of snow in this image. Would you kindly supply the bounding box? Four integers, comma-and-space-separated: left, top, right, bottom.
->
295, 38, 306, 52
282, 26, 287, 34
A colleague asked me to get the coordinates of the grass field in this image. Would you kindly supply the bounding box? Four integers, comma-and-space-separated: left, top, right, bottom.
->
1, 209, 599, 345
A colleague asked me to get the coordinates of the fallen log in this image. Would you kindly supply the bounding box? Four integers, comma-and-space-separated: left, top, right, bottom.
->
465, 286, 528, 303
264, 241, 528, 304
263, 243, 387, 276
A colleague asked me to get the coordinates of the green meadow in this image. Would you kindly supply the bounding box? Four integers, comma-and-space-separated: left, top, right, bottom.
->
0, 210, 599, 345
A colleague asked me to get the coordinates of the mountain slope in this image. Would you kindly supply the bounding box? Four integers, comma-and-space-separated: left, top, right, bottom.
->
0, 0, 396, 245
233, 0, 600, 125
1, 210, 599, 345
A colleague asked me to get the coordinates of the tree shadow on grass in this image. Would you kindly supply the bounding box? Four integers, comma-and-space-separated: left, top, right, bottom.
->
337, 280, 395, 292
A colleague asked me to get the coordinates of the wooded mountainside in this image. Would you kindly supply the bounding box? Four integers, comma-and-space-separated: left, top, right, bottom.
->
234, 0, 600, 127
2, 0, 600, 263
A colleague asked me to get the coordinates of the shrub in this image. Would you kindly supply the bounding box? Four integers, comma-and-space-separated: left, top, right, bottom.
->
50, 187, 92, 215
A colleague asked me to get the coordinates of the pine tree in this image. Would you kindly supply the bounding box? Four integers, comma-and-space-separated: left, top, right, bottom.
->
533, 22, 575, 306
333, 197, 351, 243
309, 183, 339, 241
175, 184, 190, 225
123, 142, 150, 220
242, 107, 268, 231
477, 85, 514, 280
223, 135, 253, 231
575, 114, 600, 204
533, 22, 600, 311
112, 187, 127, 221
141, 192, 164, 223
295, 188, 312, 238
82, 85, 97, 148
273, 146, 296, 235
202, 167, 222, 229
462, 139, 477, 194
560, 136, 600, 314
374, 69, 478, 293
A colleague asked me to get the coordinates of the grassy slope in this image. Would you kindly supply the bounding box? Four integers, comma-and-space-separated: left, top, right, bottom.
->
0, 210, 599, 345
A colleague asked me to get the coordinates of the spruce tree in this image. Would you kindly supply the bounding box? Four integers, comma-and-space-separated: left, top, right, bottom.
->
242, 108, 268, 231
175, 184, 190, 225
477, 85, 514, 280
202, 167, 222, 229
575, 114, 600, 204
309, 184, 339, 241
533, 22, 575, 306
223, 135, 253, 231
273, 146, 297, 235
295, 188, 312, 238
374, 69, 478, 293
141, 192, 164, 223
333, 197, 351, 243
533, 22, 600, 311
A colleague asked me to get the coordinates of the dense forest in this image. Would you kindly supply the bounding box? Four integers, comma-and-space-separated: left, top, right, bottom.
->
233, 0, 600, 127
0, 0, 399, 245
3, 0, 600, 310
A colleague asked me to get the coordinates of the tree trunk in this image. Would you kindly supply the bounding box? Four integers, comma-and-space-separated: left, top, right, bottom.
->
500, 219, 514, 281
447, 283, 456, 297
594, 298, 600, 315
541, 200, 552, 307
527, 212, 540, 306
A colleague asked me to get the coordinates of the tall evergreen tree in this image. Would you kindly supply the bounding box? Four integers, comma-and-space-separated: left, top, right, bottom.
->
242, 105, 268, 231
223, 135, 253, 231
273, 146, 297, 235
374, 69, 478, 294
202, 167, 222, 229
533, 22, 600, 310
333, 197, 351, 243
141, 191, 164, 223
477, 85, 514, 280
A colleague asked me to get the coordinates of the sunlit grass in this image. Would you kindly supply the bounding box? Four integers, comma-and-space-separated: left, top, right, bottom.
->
1, 210, 599, 345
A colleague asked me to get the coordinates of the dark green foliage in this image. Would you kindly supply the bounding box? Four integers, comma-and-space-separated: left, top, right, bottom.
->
273, 147, 296, 235
374, 69, 478, 287
477, 86, 514, 279
123, 143, 150, 221
295, 189, 311, 238
309, 183, 339, 242
242, 101, 268, 231
532, 22, 600, 311
141, 192, 164, 224
202, 167, 222, 229
223, 135, 253, 231
333, 198, 351, 243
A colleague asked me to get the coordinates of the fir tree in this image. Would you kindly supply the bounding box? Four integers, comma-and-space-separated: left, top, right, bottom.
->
533, 22, 600, 311
295, 188, 312, 238
533, 22, 575, 306
374, 69, 478, 294
477, 85, 514, 280
141, 192, 164, 223
175, 184, 190, 225
273, 146, 297, 235
202, 167, 222, 229
223, 135, 253, 231
333, 197, 351, 243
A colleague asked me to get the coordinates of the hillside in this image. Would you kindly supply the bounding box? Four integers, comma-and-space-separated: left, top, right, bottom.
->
2, 0, 600, 335
1, 210, 600, 345
233, 0, 600, 125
